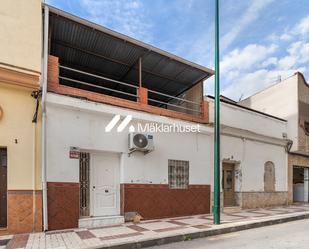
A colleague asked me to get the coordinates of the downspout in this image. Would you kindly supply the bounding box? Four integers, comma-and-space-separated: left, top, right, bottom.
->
31, 90, 40, 231
285, 139, 293, 205
32, 122, 37, 232
41, 5, 49, 231
285, 139, 293, 153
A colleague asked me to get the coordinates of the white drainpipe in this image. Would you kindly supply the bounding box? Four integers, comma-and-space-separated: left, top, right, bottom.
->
41, 5, 49, 231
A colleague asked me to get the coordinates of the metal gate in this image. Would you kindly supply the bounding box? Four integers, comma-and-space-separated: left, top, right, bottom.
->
79, 152, 90, 217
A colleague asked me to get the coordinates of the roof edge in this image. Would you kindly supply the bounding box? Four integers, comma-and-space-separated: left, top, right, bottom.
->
206, 95, 287, 122
296, 71, 309, 89
239, 72, 304, 103
44, 4, 214, 76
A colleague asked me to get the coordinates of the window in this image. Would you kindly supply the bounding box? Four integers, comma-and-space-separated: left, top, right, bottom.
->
305, 121, 309, 135
225, 170, 233, 189
264, 161, 275, 192
168, 160, 189, 189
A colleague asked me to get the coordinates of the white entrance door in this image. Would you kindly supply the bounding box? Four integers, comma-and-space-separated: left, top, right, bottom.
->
91, 152, 120, 216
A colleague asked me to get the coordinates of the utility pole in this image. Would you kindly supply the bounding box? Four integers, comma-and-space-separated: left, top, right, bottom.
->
213, 0, 221, 225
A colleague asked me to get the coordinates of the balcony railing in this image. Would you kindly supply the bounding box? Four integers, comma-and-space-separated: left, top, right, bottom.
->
59, 65, 139, 101
58, 64, 203, 117
47, 55, 208, 123
148, 89, 202, 115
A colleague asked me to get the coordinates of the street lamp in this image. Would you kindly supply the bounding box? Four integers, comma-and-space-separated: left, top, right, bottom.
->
213, 0, 221, 225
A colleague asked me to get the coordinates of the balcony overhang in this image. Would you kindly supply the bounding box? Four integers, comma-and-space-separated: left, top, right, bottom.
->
47, 4, 214, 100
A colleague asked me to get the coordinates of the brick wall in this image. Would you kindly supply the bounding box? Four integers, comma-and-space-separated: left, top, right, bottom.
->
121, 184, 210, 219
47, 182, 80, 230
7, 190, 42, 234
47, 55, 209, 124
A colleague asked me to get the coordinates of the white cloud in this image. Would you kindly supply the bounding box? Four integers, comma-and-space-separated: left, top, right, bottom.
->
219, 41, 308, 99
295, 15, 309, 36
262, 57, 278, 67
214, 13, 309, 101
287, 41, 302, 55
222, 68, 301, 100
80, 0, 152, 42
278, 55, 297, 70
221, 0, 275, 51
279, 33, 293, 41
277, 41, 309, 70
204, 76, 214, 97
221, 44, 277, 73
269, 15, 309, 43
298, 42, 309, 63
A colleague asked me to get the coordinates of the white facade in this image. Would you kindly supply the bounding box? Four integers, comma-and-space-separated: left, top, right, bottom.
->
207, 98, 288, 194
238, 73, 309, 204
46, 93, 213, 186
221, 136, 287, 192
46, 93, 288, 200
209, 98, 287, 140
239, 75, 299, 151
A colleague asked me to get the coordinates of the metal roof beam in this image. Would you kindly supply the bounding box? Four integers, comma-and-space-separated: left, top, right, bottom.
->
53, 39, 197, 88
119, 50, 149, 81
54, 39, 131, 67
47, 5, 214, 75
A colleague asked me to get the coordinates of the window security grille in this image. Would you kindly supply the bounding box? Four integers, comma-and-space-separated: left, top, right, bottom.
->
168, 159, 189, 189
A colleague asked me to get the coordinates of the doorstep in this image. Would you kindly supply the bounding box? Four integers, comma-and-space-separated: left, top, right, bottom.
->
0, 228, 9, 236
79, 215, 125, 228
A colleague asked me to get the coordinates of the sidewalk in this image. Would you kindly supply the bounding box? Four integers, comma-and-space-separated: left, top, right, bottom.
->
1, 204, 309, 249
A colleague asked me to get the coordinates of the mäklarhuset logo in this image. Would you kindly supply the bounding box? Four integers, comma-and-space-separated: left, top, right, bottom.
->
105, 114, 201, 133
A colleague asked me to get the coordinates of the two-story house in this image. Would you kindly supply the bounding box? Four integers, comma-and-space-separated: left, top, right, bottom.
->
41, 5, 289, 231
240, 72, 309, 204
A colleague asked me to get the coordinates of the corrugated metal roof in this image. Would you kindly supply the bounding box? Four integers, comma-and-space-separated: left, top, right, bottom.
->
48, 4, 214, 98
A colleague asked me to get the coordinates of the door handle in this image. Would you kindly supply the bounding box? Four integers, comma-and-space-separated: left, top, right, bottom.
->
105, 189, 109, 193
92, 186, 95, 190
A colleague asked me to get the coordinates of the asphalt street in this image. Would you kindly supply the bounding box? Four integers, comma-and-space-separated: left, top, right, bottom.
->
147, 219, 309, 249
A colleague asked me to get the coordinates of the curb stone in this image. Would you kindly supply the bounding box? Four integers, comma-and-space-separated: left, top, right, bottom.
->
93, 213, 309, 249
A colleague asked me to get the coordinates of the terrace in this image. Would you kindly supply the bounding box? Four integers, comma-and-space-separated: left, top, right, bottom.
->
47, 5, 214, 123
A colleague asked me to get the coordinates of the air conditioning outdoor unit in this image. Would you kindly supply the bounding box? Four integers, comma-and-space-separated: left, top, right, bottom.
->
128, 133, 154, 154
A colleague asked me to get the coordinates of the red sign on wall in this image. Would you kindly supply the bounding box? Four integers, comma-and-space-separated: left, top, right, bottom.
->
70, 147, 80, 159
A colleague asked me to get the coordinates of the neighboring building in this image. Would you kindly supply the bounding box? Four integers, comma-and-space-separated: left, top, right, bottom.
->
0, 0, 42, 234
41, 6, 289, 231
206, 96, 288, 209
240, 73, 309, 204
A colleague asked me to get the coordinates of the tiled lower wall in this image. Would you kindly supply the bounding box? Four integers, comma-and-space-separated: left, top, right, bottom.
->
47, 182, 80, 230
7, 190, 42, 234
46, 182, 210, 230
235, 191, 289, 209
122, 184, 211, 219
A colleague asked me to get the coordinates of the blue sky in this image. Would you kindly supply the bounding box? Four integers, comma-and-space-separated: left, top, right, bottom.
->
47, 0, 309, 100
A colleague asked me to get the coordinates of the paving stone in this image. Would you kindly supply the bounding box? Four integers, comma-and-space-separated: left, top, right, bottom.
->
1, 204, 309, 249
